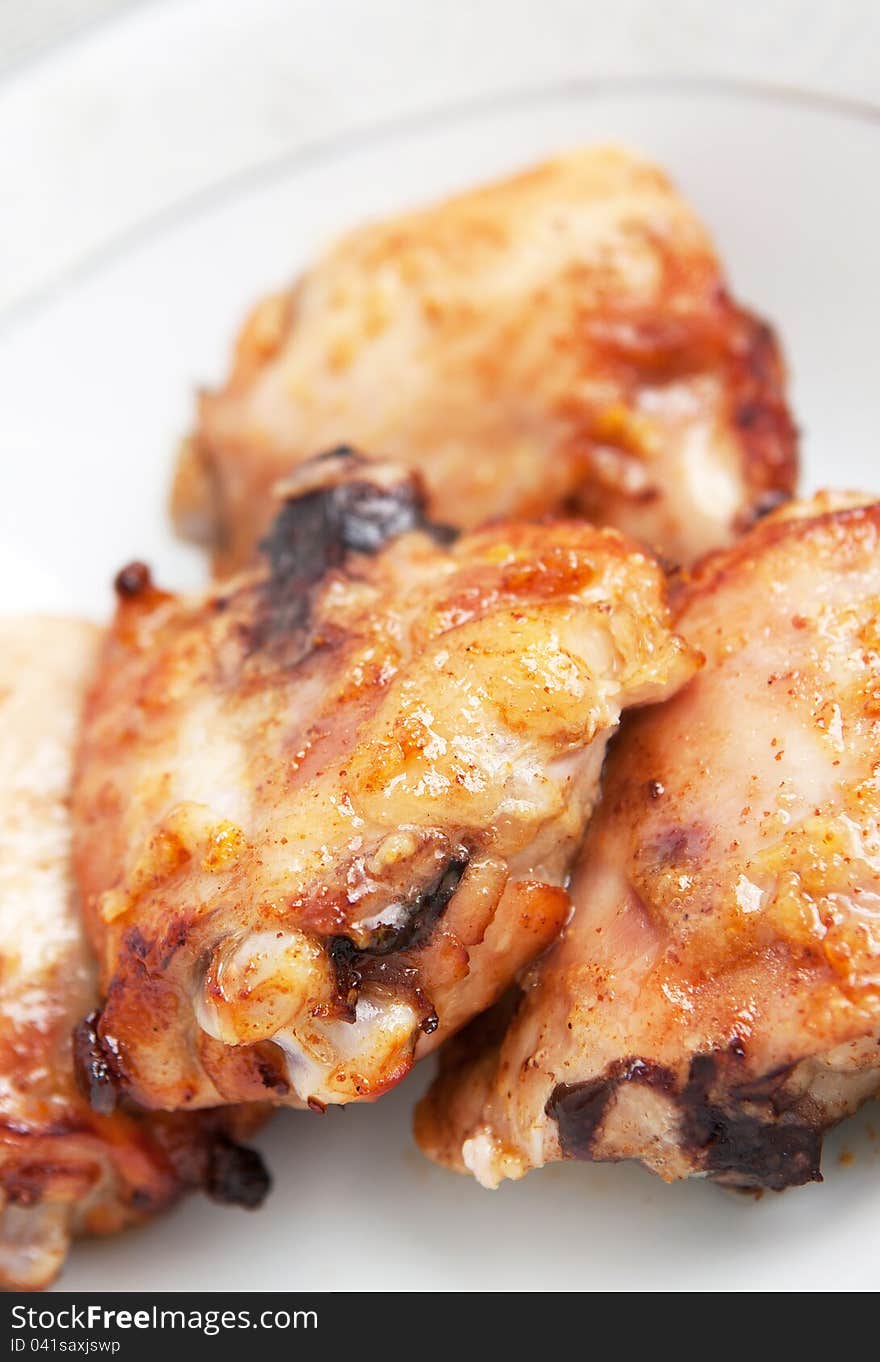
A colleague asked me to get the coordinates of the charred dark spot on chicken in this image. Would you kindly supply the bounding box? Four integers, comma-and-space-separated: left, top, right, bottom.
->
262, 448, 425, 579
254, 448, 454, 647
546, 1057, 674, 1160
72, 1010, 121, 1116
358, 855, 470, 957
327, 935, 362, 1017
680, 1052, 821, 1190
329, 854, 470, 1020
547, 1047, 822, 1190
114, 561, 153, 599
204, 1135, 272, 1209
253, 1045, 291, 1097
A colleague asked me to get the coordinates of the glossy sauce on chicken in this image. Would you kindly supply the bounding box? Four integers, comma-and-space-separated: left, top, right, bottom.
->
74, 452, 695, 1114
417, 494, 880, 1191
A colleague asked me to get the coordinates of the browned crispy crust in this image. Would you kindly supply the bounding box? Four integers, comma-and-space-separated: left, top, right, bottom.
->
0, 1104, 268, 1235
172, 147, 797, 576
74, 452, 695, 1116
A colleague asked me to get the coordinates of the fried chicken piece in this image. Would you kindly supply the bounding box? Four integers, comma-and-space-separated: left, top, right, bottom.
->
73, 451, 695, 1115
417, 493, 880, 1193
172, 147, 797, 576
0, 618, 269, 1291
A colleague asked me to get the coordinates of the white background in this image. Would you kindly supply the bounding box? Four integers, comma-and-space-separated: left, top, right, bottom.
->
3, 0, 880, 315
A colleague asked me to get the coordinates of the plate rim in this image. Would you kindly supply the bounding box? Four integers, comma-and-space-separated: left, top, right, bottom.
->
2, 71, 879, 339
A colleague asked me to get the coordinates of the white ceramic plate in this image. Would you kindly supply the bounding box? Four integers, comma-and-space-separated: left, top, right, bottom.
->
2, 65, 879, 1291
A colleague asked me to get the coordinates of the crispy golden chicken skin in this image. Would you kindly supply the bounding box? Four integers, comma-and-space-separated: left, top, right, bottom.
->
172, 147, 797, 576
73, 451, 695, 1114
417, 494, 880, 1193
0, 618, 268, 1291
